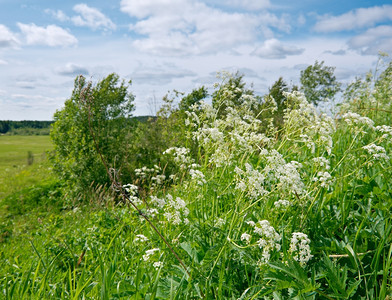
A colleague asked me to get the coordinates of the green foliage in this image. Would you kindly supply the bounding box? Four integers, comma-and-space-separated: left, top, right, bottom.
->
266, 76, 299, 128
2, 179, 63, 216
179, 86, 208, 111
50, 73, 136, 196
300, 60, 342, 105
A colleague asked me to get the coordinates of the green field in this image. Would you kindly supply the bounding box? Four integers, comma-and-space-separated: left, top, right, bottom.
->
0, 135, 52, 168
0, 135, 53, 199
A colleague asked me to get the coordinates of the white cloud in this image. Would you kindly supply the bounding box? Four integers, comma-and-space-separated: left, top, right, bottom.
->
252, 39, 304, 59
121, 0, 290, 55
17, 23, 78, 47
0, 24, 19, 48
45, 9, 70, 22
72, 4, 116, 31
215, 0, 270, 10
348, 25, 392, 55
314, 5, 392, 32
131, 64, 197, 85
56, 63, 89, 76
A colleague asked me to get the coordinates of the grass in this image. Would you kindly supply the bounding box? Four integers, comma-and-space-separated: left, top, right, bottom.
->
0, 135, 53, 199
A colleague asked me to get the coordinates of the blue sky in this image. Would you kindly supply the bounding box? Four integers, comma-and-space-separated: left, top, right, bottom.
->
1, 0, 392, 120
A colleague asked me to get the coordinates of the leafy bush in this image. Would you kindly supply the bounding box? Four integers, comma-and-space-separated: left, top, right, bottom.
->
50, 74, 136, 197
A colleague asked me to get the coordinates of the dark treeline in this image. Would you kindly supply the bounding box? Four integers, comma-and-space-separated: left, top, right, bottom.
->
0, 120, 54, 135
0, 117, 153, 135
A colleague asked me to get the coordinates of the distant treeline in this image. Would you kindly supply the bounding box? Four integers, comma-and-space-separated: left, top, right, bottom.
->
0, 120, 54, 135
0, 117, 153, 135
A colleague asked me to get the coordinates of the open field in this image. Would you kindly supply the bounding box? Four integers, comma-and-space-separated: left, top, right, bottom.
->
0, 135, 53, 200
0, 135, 52, 168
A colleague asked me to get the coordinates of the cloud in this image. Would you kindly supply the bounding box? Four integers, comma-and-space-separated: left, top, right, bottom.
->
56, 63, 89, 76
0, 24, 19, 48
252, 39, 304, 59
216, 0, 271, 10
131, 64, 197, 85
45, 9, 70, 22
314, 5, 392, 32
17, 23, 77, 47
72, 4, 116, 31
120, 0, 290, 55
324, 49, 346, 55
348, 25, 392, 55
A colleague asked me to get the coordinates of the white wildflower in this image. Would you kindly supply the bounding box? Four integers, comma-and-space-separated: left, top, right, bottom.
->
274, 199, 291, 209
363, 143, 389, 160
312, 157, 330, 170
134, 234, 149, 243
153, 261, 163, 270
235, 163, 267, 199
163, 147, 194, 169
189, 169, 207, 185
313, 171, 334, 188
163, 195, 189, 225
123, 184, 138, 196
241, 233, 252, 244
289, 232, 313, 266
142, 248, 160, 261
150, 196, 166, 209
215, 218, 225, 228
253, 220, 281, 264
246, 220, 256, 227
342, 112, 374, 128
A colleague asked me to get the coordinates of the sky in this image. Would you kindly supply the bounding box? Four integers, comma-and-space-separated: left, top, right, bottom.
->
1, 0, 392, 120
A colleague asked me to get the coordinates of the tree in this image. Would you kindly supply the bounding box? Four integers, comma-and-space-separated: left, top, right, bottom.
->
266, 77, 289, 127
179, 86, 208, 111
300, 61, 341, 105
50, 73, 136, 196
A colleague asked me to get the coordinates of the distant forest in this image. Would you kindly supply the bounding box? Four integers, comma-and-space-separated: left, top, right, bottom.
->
0, 120, 54, 135
0, 117, 152, 135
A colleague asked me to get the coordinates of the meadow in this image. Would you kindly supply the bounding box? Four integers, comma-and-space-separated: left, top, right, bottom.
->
1, 60, 392, 299
0, 135, 53, 199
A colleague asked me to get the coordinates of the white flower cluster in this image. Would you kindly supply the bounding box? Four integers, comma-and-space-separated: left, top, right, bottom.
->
376, 125, 392, 144
362, 143, 389, 161
244, 220, 281, 264
274, 199, 291, 209
151, 174, 166, 186
134, 234, 149, 243
313, 171, 334, 188
163, 194, 189, 225
275, 160, 305, 195
235, 163, 267, 199
189, 169, 207, 186
312, 157, 330, 170
283, 92, 335, 155
163, 147, 194, 169
342, 112, 374, 129
153, 261, 163, 270
135, 165, 161, 179
193, 126, 224, 147
122, 183, 142, 205
240, 233, 251, 244
214, 218, 225, 228
263, 150, 305, 196
142, 248, 160, 261
289, 232, 313, 266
